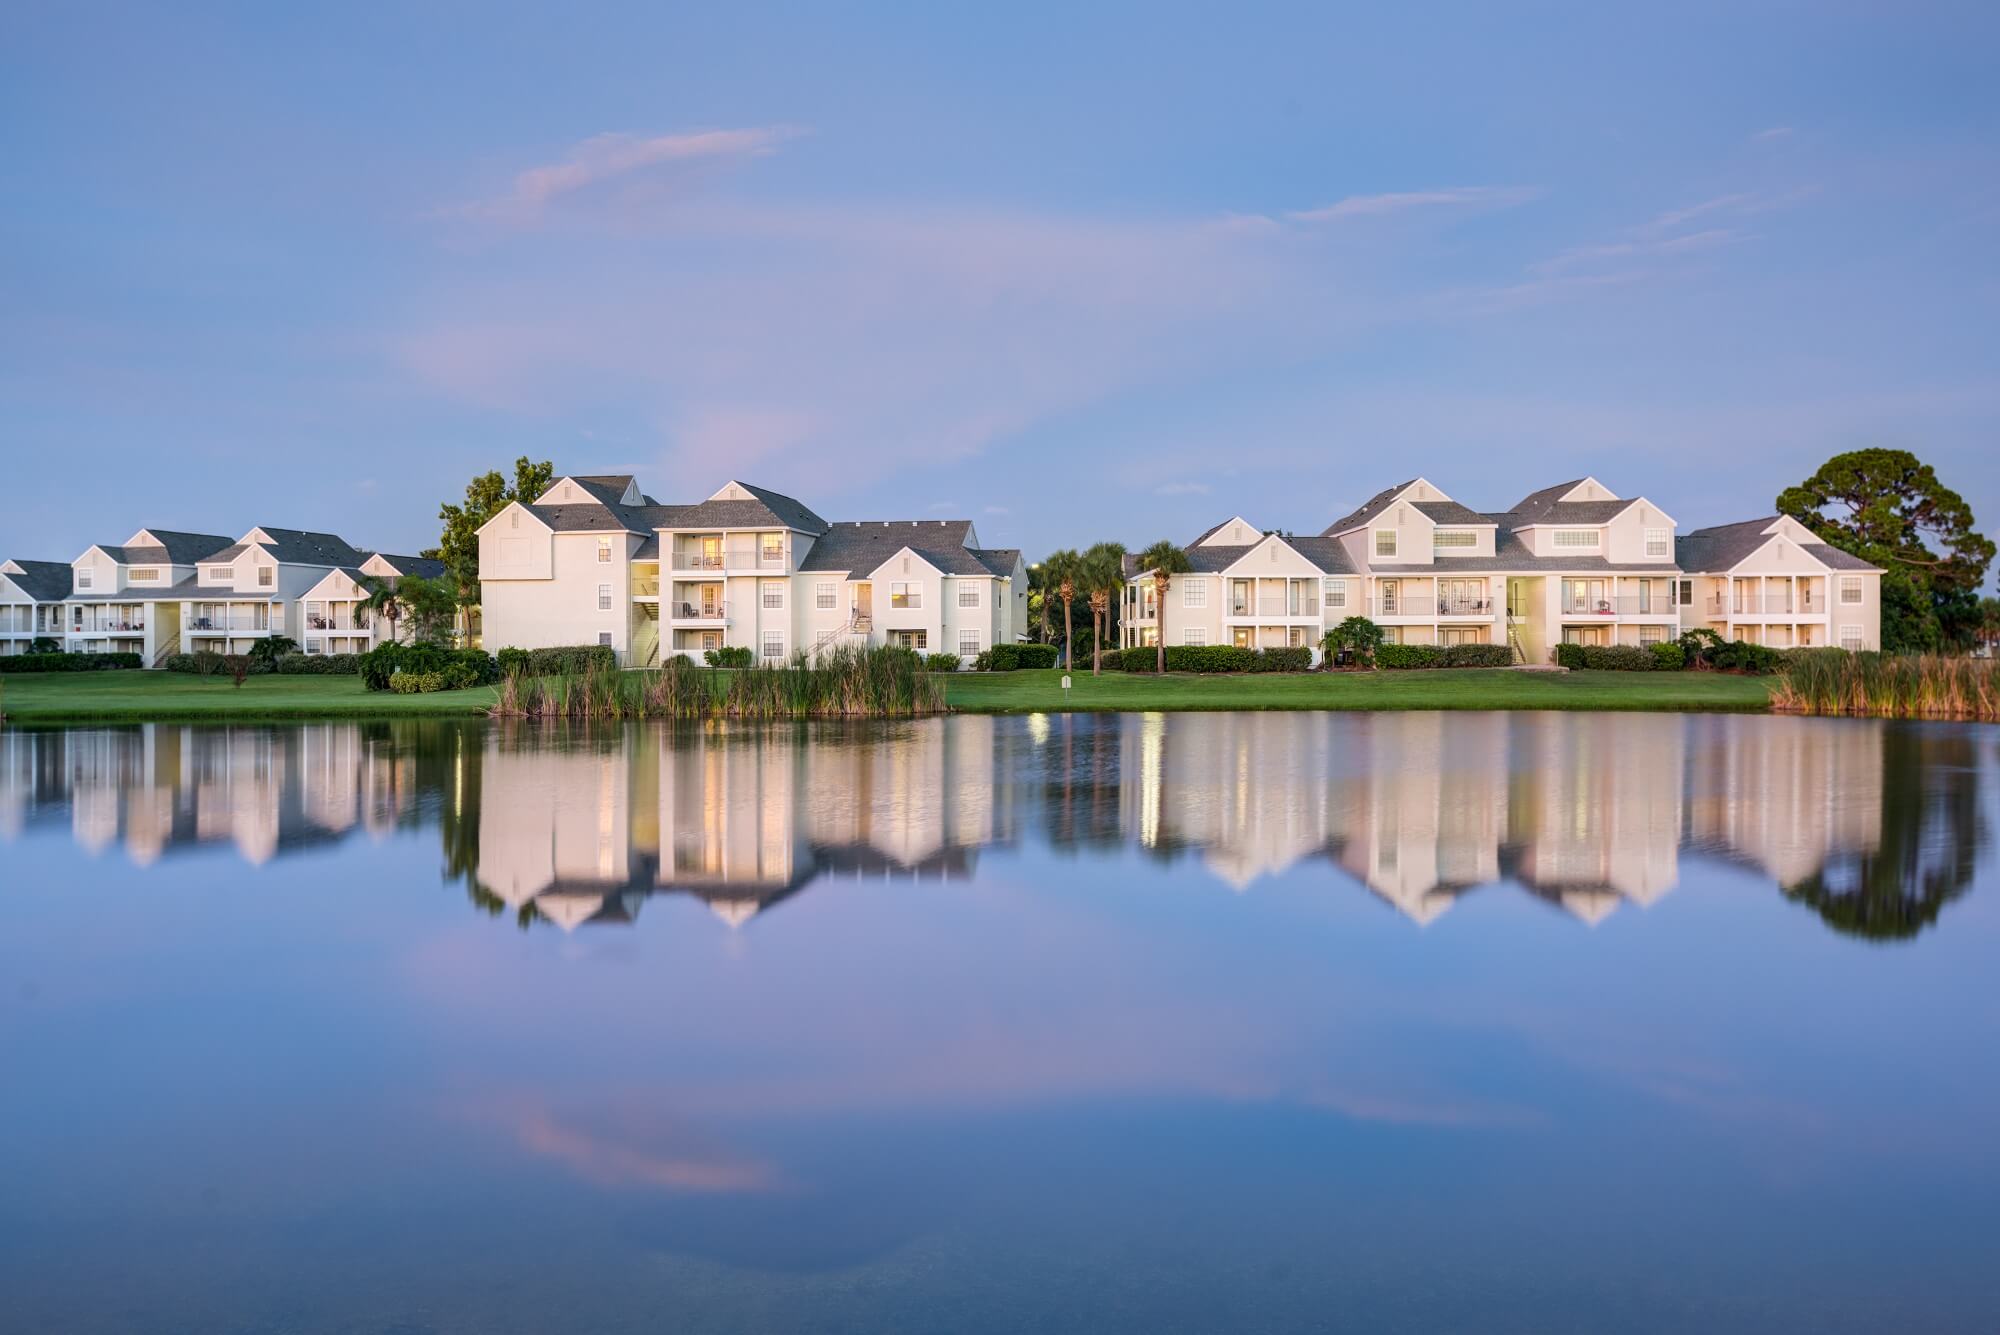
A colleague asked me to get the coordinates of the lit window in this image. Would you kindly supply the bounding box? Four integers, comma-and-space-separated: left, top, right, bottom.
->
1183, 580, 1206, 608
1841, 576, 1863, 604
1323, 578, 1347, 608
1380, 626, 1400, 645
597, 584, 611, 611
1433, 530, 1476, 549
816, 583, 836, 610
597, 538, 612, 563
762, 632, 785, 659
1552, 530, 1601, 549
761, 533, 784, 562
1840, 625, 1863, 651
1374, 530, 1397, 558
129, 568, 159, 582
890, 582, 920, 609
958, 585, 979, 608
762, 581, 784, 609
1646, 528, 1669, 557
1183, 627, 1206, 645
959, 629, 980, 656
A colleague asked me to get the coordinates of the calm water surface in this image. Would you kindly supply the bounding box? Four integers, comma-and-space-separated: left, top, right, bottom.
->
2, 712, 1996, 1333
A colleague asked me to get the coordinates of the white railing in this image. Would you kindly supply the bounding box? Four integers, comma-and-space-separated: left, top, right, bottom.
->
670, 601, 729, 622
187, 616, 270, 633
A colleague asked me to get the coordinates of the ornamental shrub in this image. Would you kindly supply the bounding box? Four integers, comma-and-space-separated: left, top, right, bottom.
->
1677, 627, 1726, 668
273, 652, 363, 675
362, 642, 498, 691
1441, 643, 1514, 668
973, 643, 1060, 671
1649, 641, 1686, 671
1251, 647, 1313, 673
923, 653, 962, 672
496, 647, 530, 675
1376, 644, 1445, 669
1553, 642, 1588, 670
1711, 639, 1781, 674
0, 651, 143, 673
704, 646, 755, 668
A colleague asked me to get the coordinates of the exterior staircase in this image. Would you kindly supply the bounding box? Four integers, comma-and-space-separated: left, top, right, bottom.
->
810, 611, 871, 659
1506, 620, 1527, 666
151, 635, 181, 669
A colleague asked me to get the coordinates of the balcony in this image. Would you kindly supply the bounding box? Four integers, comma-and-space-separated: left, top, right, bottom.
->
187, 616, 271, 634
1559, 596, 1673, 618
1708, 594, 1823, 616
306, 615, 367, 632
1435, 596, 1495, 618
1227, 595, 1319, 619
668, 601, 729, 624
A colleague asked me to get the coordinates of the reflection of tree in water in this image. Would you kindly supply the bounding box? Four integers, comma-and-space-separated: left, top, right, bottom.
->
1781, 728, 1985, 941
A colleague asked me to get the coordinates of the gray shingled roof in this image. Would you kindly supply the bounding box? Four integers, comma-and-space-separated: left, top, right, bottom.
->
651, 484, 831, 535
1189, 515, 1259, 546
365, 553, 448, 580
970, 548, 1022, 577
1322, 480, 1418, 536
1508, 499, 1636, 526
1412, 500, 1492, 526
797, 520, 998, 576
2, 559, 73, 601
245, 527, 369, 566
1676, 517, 1880, 573
527, 502, 640, 533
95, 530, 235, 565
1506, 480, 1588, 520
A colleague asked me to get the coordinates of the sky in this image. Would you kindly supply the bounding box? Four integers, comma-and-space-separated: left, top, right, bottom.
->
3, 2, 1997, 574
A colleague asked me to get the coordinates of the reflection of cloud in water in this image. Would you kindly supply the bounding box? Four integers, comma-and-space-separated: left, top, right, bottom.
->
509, 1101, 780, 1195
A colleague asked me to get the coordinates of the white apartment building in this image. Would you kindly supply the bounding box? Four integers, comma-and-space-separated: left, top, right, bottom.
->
478, 476, 1028, 664
1124, 477, 1883, 663
4, 527, 440, 665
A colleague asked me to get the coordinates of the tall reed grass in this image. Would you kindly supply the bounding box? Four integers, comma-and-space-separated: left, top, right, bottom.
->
488, 645, 947, 720
1770, 650, 2000, 721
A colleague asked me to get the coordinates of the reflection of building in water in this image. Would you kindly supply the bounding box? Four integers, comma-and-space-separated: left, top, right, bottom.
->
0, 725, 420, 866
1682, 714, 1884, 885
475, 719, 1014, 931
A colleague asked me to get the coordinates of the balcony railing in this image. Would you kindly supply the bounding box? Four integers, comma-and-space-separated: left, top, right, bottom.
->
187, 616, 270, 633
1436, 597, 1494, 617
1560, 596, 1670, 617
306, 615, 367, 631
1709, 594, 1822, 615
670, 601, 729, 621
72, 620, 146, 634
1229, 596, 1320, 617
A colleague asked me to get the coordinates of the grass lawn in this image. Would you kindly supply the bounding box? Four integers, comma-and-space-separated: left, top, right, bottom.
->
0, 671, 498, 723
943, 667, 1775, 714
0, 665, 1775, 723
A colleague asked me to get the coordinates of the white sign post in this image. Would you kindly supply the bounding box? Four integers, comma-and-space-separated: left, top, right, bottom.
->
1061, 673, 1072, 701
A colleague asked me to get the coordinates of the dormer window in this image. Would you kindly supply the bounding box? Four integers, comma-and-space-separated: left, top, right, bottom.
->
128, 568, 160, 582
258, 566, 274, 587
1646, 528, 1669, 557
1374, 531, 1398, 558
1433, 530, 1476, 549
1553, 530, 1601, 549
206, 567, 231, 582
77, 569, 93, 589
761, 533, 784, 562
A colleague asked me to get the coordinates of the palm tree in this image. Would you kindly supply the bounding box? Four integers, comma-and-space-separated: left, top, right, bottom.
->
358, 576, 406, 646
1041, 549, 1084, 670
1135, 539, 1191, 675
1082, 542, 1127, 676
1028, 562, 1055, 645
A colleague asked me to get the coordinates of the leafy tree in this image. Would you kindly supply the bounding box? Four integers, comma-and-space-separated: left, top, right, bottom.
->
391, 573, 462, 646
1134, 540, 1191, 675
1978, 596, 2000, 654
248, 635, 298, 665
1082, 542, 1127, 676
1041, 549, 1084, 669
1322, 616, 1385, 666
434, 457, 556, 610
359, 576, 408, 645
1777, 449, 1994, 651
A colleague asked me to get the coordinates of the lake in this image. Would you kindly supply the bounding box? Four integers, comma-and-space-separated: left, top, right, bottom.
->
2, 712, 1996, 1333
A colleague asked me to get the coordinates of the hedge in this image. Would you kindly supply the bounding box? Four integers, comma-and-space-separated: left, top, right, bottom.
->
361, 643, 499, 692
494, 644, 620, 677
273, 652, 364, 675
703, 646, 755, 668
0, 652, 143, 673
1649, 642, 1686, 671
1443, 643, 1514, 668
972, 643, 1059, 671
1115, 645, 1312, 674
388, 661, 486, 693
1555, 643, 1656, 671
923, 653, 962, 672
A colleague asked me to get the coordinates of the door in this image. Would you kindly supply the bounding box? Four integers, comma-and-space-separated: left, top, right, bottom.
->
700, 584, 720, 617
854, 583, 872, 620
700, 536, 723, 569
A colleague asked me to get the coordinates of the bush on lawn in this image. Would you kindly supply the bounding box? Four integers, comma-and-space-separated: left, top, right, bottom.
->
1375, 643, 1445, 669
493, 644, 619, 677
0, 651, 143, 673
703, 646, 755, 668
972, 643, 1060, 671
1649, 641, 1686, 671
362, 642, 498, 692
1711, 639, 1782, 674
1554, 643, 1656, 671
924, 652, 961, 672
273, 652, 364, 675
1249, 646, 1313, 673
1442, 643, 1514, 668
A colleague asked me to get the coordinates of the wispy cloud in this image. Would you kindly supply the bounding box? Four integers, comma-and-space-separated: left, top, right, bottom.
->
1753, 126, 1795, 142
1154, 481, 1212, 496
1286, 185, 1539, 224
464, 126, 804, 218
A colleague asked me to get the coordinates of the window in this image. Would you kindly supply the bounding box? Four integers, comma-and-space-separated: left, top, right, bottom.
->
1183, 627, 1207, 646
890, 582, 920, 609
958, 584, 980, 608
206, 567, 230, 582
816, 582, 837, 610
597, 538, 612, 563
509, 510, 519, 529
959, 629, 981, 656
891, 629, 927, 650
129, 568, 159, 582
761, 581, 784, 609
597, 583, 612, 611
1380, 626, 1401, 645
1840, 625, 1863, 651
762, 631, 785, 659
1183, 579, 1206, 609
597, 632, 612, 647
257, 566, 274, 587
1433, 530, 1476, 549
1288, 626, 1308, 648
761, 533, 784, 563
1841, 576, 1863, 605
1323, 578, 1347, 609
1374, 530, 1397, 558
77, 569, 93, 590
1638, 625, 1666, 645
305, 638, 323, 655
1646, 528, 1669, 557
1553, 530, 1601, 549
1679, 579, 1693, 605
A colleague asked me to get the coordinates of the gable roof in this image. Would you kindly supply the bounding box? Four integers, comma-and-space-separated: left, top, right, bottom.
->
1190, 515, 1261, 546
1508, 499, 1637, 526
242, 527, 369, 566
95, 530, 235, 566
1, 559, 73, 601
1412, 500, 1492, 526
1507, 480, 1588, 520
363, 553, 448, 580
1676, 517, 1881, 573
796, 520, 997, 576
969, 548, 1022, 577
656, 482, 831, 535
1322, 480, 1420, 536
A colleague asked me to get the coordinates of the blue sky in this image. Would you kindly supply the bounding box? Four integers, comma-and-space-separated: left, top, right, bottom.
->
4, 2, 1997, 571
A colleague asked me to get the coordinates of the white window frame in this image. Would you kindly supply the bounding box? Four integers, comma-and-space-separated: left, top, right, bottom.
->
1374, 530, 1397, 558
1645, 528, 1669, 557
1288, 626, 1307, 647
1182, 579, 1206, 609
1552, 530, 1601, 549
1324, 578, 1347, 609
1840, 576, 1863, 605
958, 584, 980, 609
1840, 624, 1863, 651
890, 581, 921, 609
958, 629, 981, 656
1432, 530, 1476, 549
816, 582, 837, 610
128, 567, 159, 582
597, 538, 612, 563
77, 569, 93, 590
597, 631, 613, 647
1638, 624, 1666, 645
1183, 627, 1207, 646
1380, 626, 1400, 645
761, 580, 784, 610
760, 533, 784, 563
597, 583, 612, 611
206, 567, 231, 583
761, 631, 785, 659
305, 638, 323, 655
